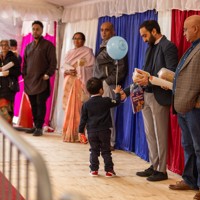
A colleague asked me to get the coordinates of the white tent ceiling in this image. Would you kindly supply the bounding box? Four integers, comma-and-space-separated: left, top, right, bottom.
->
1, 0, 200, 23
43, 0, 97, 7
0, 0, 103, 22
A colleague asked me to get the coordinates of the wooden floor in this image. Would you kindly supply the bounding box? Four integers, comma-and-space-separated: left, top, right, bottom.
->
18, 131, 196, 200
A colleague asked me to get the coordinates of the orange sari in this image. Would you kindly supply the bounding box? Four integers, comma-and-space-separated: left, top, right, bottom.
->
62, 76, 82, 142
62, 46, 94, 142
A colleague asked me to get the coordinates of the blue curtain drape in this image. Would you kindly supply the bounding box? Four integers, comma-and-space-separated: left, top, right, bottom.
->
95, 10, 158, 161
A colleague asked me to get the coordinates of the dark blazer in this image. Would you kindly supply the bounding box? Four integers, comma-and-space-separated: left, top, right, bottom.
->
174, 43, 200, 114
144, 36, 178, 106
94, 41, 127, 86
79, 94, 121, 133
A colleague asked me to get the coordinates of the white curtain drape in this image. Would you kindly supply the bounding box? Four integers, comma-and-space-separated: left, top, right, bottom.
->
156, 0, 200, 11
21, 21, 55, 36
0, 18, 22, 43
158, 11, 172, 41
51, 18, 98, 132
62, 0, 200, 23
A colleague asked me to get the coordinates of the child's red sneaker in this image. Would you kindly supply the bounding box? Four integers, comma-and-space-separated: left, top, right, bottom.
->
90, 171, 98, 177
105, 171, 116, 177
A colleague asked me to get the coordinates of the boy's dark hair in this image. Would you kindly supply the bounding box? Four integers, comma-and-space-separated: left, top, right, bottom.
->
139, 20, 161, 34
10, 39, 17, 47
32, 20, 44, 29
86, 77, 103, 95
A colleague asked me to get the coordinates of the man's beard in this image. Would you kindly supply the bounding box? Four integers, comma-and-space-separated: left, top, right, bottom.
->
33, 35, 41, 40
148, 34, 156, 46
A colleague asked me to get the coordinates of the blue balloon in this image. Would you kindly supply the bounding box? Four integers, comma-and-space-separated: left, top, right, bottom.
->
106, 36, 128, 60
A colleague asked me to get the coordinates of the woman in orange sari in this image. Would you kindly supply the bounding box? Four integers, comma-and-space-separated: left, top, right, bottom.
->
62, 32, 95, 142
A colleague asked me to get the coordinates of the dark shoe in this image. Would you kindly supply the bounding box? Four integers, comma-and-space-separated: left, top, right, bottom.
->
147, 171, 168, 181
194, 191, 200, 200
25, 128, 36, 134
136, 165, 154, 177
33, 128, 43, 136
169, 180, 195, 190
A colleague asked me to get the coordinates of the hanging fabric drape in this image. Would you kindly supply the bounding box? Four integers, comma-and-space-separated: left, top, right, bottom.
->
62, 0, 200, 23
96, 10, 157, 160
0, 1, 62, 22
158, 11, 172, 40
51, 19, 98, 132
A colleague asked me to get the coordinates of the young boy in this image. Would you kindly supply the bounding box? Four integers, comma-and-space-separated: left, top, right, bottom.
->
78, 77, 121, 177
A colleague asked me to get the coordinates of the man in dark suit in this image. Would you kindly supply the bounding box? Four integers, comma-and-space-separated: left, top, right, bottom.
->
134, 20, 178, 181
169, 15, 200, 200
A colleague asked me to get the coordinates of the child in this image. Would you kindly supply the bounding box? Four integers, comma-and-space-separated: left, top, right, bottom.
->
78, 77, 121, 177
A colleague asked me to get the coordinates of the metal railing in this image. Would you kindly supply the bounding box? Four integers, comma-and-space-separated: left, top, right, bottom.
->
0, 115, 52, 200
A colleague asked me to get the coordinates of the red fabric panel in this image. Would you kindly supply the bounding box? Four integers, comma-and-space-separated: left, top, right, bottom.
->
0, 172, 25, 200
18, 93, 33, 128
168, 108, 184, 174
168, 10, 200, 175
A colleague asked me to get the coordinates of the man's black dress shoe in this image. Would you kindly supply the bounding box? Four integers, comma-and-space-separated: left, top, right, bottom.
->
25, 128, 36, 134
33, 128, 43, 136
136, 165, 155, 177
147, 171, 168, 181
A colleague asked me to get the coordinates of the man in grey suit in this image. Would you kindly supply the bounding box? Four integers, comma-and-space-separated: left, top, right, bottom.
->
169, 15, 200, 200
134, 20, 178, 181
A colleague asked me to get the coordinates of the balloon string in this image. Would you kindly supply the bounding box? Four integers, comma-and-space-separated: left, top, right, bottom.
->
115, 60, 118, 86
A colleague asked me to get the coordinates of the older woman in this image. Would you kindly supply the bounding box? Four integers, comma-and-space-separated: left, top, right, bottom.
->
62, 32, 95, 143
0, 40, 21, 124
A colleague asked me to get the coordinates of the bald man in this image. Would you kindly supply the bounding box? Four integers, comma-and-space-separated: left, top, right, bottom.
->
169, 15, 200, 200
94, 22, 127, 150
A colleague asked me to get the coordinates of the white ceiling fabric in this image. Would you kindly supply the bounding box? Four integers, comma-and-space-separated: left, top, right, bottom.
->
62, 0, 157, 23
0, 0, 200, 23
0, 0, 62, 22
62, 0, 200, 23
